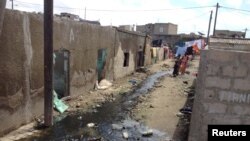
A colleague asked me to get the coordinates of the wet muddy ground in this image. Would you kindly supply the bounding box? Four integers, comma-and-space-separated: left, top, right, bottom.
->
20, 71, 173, 141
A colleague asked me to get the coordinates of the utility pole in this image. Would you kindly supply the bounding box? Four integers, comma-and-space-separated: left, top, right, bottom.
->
213, 3, 219, 36
0, 0, 7, 36
10, 0, 13, 10
244, 28, 248, 38
207, 10, 213, 44
84, 7, 86, 19
44, 0, 54, 127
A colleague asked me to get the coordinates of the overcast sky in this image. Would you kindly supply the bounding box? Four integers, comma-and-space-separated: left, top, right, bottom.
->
5, 0, 250, 37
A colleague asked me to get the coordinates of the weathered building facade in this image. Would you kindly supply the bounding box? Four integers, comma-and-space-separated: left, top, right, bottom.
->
136, 23, 177, 36
214, 30, 246, 38
0, 10, 152, 136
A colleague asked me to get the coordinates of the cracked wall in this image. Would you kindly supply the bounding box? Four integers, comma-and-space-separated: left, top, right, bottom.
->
0, 10, 151, 136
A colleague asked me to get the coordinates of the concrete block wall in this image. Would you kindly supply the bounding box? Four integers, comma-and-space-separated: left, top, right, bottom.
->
188, 49, 250, 141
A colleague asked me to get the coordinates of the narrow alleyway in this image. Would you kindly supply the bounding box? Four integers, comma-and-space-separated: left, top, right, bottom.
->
1, 57, 199, 141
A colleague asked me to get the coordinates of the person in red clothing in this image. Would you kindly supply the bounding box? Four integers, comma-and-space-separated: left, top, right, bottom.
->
179, 54, 189, 75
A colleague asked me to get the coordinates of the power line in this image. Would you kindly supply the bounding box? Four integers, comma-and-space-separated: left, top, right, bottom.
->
220, 6, 250, 13
14, 1, 214, 12
87, 6, 214, 12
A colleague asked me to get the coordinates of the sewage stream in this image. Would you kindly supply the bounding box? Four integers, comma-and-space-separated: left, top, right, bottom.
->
23, 71, 172, 141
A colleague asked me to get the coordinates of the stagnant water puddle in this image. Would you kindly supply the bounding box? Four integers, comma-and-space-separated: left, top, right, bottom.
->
23, 71, 172, 141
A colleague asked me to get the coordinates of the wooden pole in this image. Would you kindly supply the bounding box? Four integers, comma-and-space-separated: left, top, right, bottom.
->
44, 0, 53, 126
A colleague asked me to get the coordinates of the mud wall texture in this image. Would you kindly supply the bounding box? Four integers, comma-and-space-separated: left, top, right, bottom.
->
114, 29, 149, 79
0, 10, 151, 136
189, 49, 250, 141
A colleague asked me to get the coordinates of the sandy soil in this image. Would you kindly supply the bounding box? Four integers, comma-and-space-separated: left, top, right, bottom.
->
1, 57, 199, 141
132, 57, 200, 141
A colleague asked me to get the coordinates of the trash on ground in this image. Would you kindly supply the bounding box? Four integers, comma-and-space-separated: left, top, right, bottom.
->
176, 112, 185, 117
96, 104, 101, 108
128, 79, 137, 85
87, 123, 96, 128
122, 131, 129, 139
95, 79, 112, 90
111, 124, 124, 130
141, 129, 153, 137
61, 96, 72, 101
179, 106, 192, 114
87, 137, 102, 141
53, 90, 69, 113
78, 116, 82, 120
136, 67, 148, 73
161, 63, 170, 68
183, 81, 188, 84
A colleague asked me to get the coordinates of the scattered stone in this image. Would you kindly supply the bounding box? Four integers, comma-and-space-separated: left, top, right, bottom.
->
122, 131, 129, 139
87, 123, 95, 128
161, 63, 170, 68
111, 124, 124, 130
96, 104, 101, 108
183, 81, 188, 84
141, 129, 153, 137
149, 105, 154, 108
76, 103, 81, 108
78, 116, 82, 120
154, 84, 162, 88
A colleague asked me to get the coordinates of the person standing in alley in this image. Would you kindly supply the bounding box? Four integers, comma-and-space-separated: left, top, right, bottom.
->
179, 54, 189, 75
173, 58, 181, 77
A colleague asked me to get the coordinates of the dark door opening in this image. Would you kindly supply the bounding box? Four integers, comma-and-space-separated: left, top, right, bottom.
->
97, 48, 107, 82
137, 51, 144, 67
53, 49, 70, 99
123, 52, 130, 67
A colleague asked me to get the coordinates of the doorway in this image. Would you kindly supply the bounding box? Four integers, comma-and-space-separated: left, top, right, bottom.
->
97, 48, 107, 82
137, 51, 144, 67
53, 49, 70, 99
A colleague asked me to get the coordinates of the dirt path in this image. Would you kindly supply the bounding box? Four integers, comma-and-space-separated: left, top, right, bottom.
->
132, 57, 200, 140
0, 57, 199, 141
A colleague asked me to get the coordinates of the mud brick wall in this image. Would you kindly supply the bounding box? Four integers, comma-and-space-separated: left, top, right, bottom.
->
0, 10, 151, 136
188, 49, 250, 141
